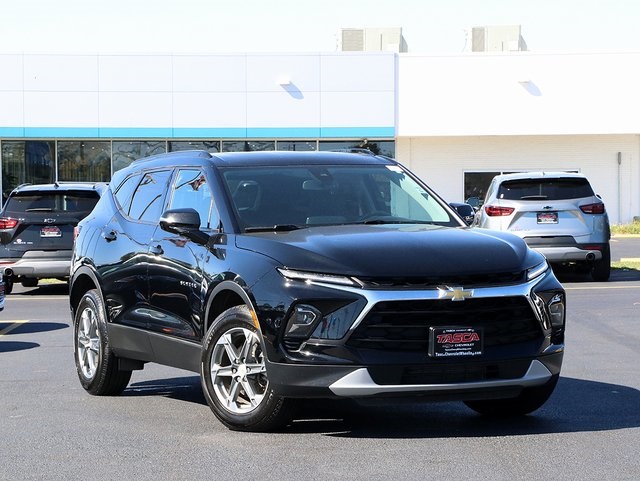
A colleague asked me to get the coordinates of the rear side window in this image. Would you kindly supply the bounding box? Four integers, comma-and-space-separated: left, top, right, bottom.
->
498, 178, 594, 201
114, 173, 143, 213
4, 191, 99, 217
128, 170, 173, 223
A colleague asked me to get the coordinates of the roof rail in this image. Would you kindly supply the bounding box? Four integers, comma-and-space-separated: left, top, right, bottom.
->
329, 148, 376, 155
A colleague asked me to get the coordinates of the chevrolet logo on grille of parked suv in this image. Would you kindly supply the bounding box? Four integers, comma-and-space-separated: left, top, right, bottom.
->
437, 286, 474, 301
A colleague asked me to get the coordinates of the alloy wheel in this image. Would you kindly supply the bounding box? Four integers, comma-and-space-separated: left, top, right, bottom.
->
209, 327, 268, 414
77, 306, 101, 379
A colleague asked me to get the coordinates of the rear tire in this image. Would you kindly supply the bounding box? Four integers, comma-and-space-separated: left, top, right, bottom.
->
464, 375, 559, 416
21, 278, 38, 288
73, 289, 131, 395
591, 245, 611, 282
4, 278, 13, 295
201, 305, 294, 431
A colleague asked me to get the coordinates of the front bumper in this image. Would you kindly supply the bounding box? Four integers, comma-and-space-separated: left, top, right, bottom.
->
265, 351, 563, 399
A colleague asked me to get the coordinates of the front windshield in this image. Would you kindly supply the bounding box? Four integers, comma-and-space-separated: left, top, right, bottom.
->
221, 164, 458, 231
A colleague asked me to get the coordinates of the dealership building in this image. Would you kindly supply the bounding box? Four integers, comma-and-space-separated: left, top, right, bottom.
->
1, 44, 639, 223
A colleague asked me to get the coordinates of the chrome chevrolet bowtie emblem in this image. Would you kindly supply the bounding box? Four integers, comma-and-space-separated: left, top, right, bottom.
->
437, 286, 474, 302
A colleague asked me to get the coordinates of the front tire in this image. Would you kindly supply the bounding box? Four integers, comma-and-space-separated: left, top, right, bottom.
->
464, 375, 559, 416
73, 289, 131, 395
201, 305, 293, 431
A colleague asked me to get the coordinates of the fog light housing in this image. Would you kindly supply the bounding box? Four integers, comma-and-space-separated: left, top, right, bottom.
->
284, 305, 322, 339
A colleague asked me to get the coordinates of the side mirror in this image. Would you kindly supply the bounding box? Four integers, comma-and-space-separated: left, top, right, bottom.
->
159, 208, 209, 245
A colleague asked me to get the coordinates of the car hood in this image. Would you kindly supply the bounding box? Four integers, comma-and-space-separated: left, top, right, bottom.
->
234, 224, 541, 278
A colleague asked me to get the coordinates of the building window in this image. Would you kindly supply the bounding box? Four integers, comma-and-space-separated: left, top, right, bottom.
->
222, 141, 275, 152
276, 140, 317, 151
319, 140, 395, 157
1, 141, 54, 200
57, 141, 111, 182
169, 141, 220, 154
113, 141, 167, 172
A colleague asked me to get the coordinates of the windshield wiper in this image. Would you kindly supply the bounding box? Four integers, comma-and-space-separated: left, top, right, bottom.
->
245, 224, 303, 233
25, 208, 54, 212
359, 217, 427, 225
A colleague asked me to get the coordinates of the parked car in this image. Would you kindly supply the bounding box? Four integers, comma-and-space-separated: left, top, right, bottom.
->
0, 277, 4, 311
0, 182, 106, 293
449, 202, 476, 225
70, 150, 565, 431
474, 172, 610, 281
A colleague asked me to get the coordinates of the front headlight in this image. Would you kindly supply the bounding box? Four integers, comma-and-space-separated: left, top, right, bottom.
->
283, 304, 322, 339
283, 299, 367, 341
310, 299, 367, 340
548, 293, 565, 328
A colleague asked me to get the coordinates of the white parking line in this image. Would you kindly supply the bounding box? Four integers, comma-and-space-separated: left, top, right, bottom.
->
5, 297, 65, 301
0, 320, 30, 336
565, 284, 640, 290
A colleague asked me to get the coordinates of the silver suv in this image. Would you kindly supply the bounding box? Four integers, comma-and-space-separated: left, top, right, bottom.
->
475, 172, 610, 281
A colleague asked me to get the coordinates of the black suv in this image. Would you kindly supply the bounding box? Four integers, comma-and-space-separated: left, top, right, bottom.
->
0, 182, 105, 293
70, 150, 565, 431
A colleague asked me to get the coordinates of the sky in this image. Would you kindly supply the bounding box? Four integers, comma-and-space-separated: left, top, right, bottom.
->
2, 0, 640, 54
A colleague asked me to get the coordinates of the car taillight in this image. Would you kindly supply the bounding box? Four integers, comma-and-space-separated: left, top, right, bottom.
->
0, 218, 18, 229
484, 205, 515, 217
580, 203, 605, 214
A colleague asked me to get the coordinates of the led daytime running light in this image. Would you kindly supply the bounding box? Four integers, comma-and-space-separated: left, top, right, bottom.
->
527, 260, 548, 281
277, 268, 359, 286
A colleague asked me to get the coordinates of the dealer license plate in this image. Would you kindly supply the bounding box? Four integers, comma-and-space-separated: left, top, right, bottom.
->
40, 226, 62, 238
429, 327, 483, 358
537, 212, 558, 224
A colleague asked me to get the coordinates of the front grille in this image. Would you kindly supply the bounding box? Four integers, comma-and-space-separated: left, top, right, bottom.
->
346, 296, 541, 351
357, 271, 525, 289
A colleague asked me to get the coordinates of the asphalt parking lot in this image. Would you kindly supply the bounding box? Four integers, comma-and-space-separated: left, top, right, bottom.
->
1, 237, 639, 481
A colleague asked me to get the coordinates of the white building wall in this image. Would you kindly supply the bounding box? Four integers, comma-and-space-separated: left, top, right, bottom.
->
396, 134, 640, 224
0, 52, 396, 139
397, 52, 640, 137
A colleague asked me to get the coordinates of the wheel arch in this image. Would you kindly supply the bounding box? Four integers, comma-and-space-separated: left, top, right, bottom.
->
69, 267, 103, 317
204, 280, 257, 333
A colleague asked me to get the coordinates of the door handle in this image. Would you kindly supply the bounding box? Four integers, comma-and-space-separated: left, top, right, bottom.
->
149, 244, 164, 255
102, 230, 117, 242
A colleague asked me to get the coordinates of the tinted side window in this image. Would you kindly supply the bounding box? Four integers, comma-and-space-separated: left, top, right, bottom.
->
499, 178, 594, 201
114, 173, 143, 214
169, 169, 216, 229
128, 170, 172, 223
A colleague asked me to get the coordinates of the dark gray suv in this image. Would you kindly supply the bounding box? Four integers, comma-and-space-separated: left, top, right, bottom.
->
0, 182, 105, 292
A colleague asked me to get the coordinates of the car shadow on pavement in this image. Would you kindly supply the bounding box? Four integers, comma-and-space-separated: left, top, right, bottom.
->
553, 266, 640, 283
0, 322, 68, 335
125, 375, 639, 438
299, 377, 640, 438
0, 341, 40, 353
9, 282, 70, 296
125, 376, 207, 405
